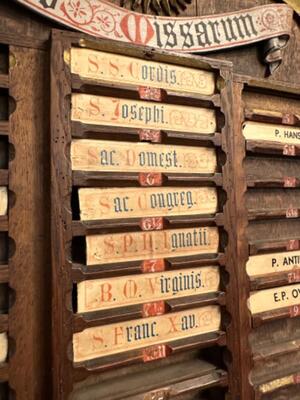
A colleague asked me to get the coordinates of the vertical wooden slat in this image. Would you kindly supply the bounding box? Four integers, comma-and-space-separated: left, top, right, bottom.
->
51, 32, 73, 398
9, 46, 51, 399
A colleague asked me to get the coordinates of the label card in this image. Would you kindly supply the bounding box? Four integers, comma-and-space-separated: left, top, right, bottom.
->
86, 226, 219, 265
73, 305, 221, 362
248, 283, 300, 314
243, 121, 300, 145
70, 48, 215, 96
247, 251, 300, 277
77, 266, 220, 313
78, 187, 218, 221
0, 187, 7, 216
71, 140, 217, 174
71, 94, 216, 134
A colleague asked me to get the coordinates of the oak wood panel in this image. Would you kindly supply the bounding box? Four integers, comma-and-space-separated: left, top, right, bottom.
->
9, 45, 51, 399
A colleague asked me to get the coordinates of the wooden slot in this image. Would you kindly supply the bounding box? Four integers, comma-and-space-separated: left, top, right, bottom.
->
72, 253, 225, 281
73, 171, 223, 187
245, 156, 300, 188
72, 214, 224, 236
251, 318, 300, 362
71, 358, 226, 399
246, 189, 300, 221
244, 108, 300, 126
73, 305, 221, 362
70, 48, 216, 97
71, 94, 216, 135
71, 122, 222, 146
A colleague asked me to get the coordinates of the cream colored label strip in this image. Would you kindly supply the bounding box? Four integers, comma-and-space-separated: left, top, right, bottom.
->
248, 283, 300, 314
86, 226, 219, 265
71, 94, 216, 134
243, 121, 300, 145
71, 140, 217, 174
71, 48, 215, 96
79, 187, 218, 221
73, 305, 221, 362
77, 266, 220, 312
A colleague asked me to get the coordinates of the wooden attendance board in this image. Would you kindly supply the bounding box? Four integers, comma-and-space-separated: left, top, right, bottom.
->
233, 75, 300, 400
86, 227, 219, 265
73, 305, 221, 362
70, 48, 216, 96
77, 266, 220, 312
71, 94, 216, 134
51, 31, 236, 399
71, 140, 217, 173
79, 187, 218, 221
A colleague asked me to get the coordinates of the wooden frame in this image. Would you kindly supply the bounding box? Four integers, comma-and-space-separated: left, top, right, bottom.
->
232, 74, 300, 400
0, 29, 52, 398
50, 29, 244, 399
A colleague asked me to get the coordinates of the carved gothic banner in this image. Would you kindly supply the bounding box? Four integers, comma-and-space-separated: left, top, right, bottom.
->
73, 305, 221, 361
15, 1, 293, 60
247, 251, 300, 278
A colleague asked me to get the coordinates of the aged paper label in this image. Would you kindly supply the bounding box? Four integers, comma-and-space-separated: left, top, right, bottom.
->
73, 305, 220, 361
79, 187, 218, 221
71, 48, 215, 96
247, 251, 300, 277
0, 187, 7, 216
243, 121, 300, 145
248, 283, 300, 314
86, 226, 219, 265
77, 266, 220, 312
71, 140, 217, 174
259, 374, 296, 393
71, 94, 216, 134
0, 333, 7, 363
